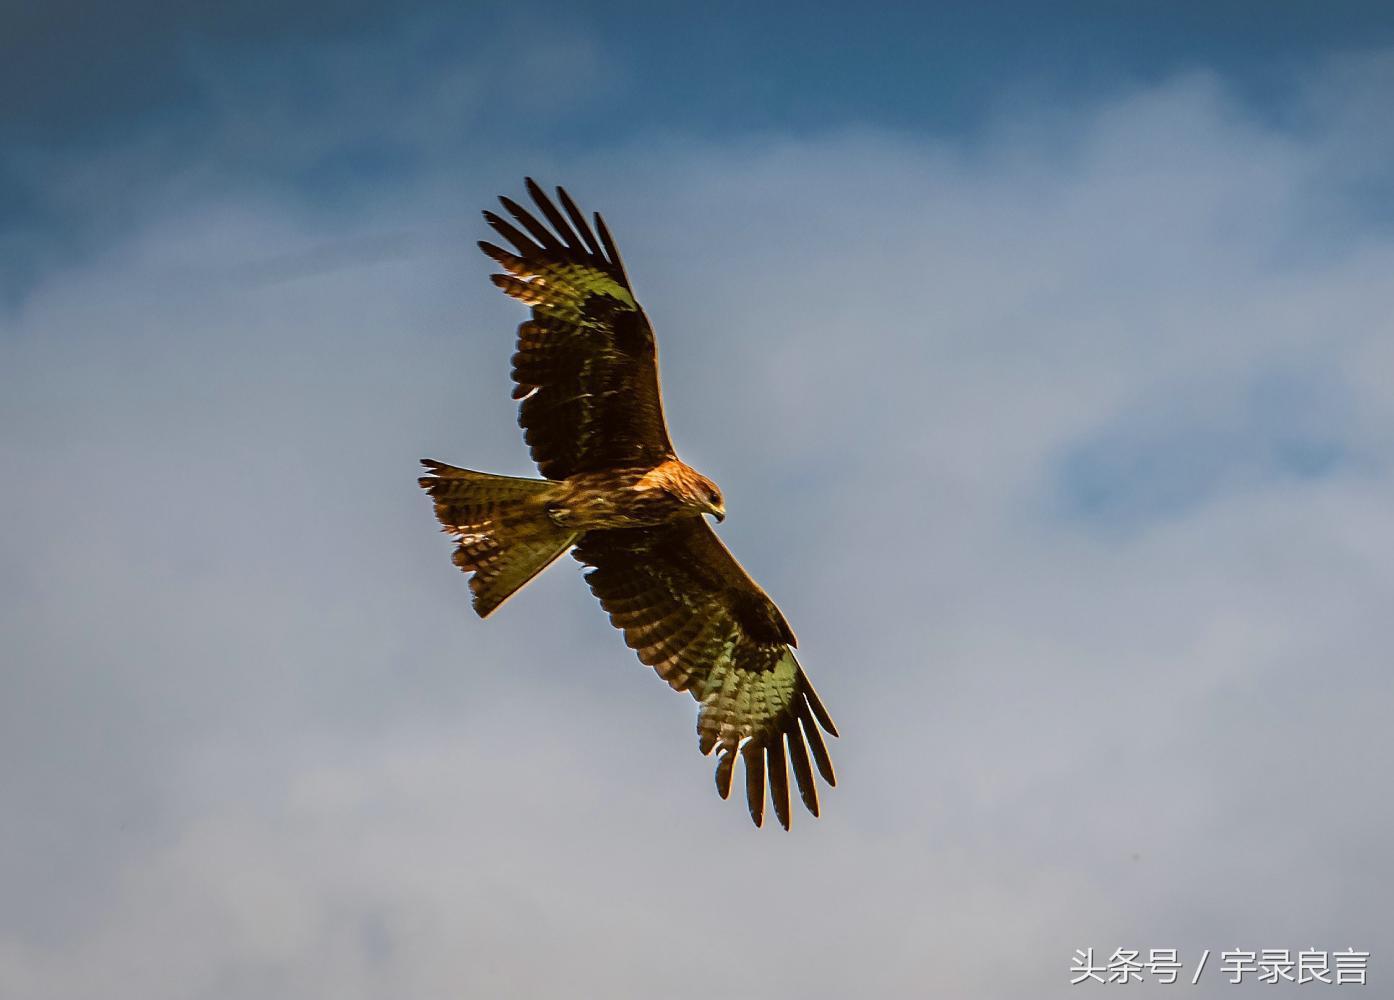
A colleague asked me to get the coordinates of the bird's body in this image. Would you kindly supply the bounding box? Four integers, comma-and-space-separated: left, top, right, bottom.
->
420, 180, 837, 828
549, 460, 724, 531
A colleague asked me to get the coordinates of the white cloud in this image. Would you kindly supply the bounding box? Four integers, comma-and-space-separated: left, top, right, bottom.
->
3, 55, 1393, 999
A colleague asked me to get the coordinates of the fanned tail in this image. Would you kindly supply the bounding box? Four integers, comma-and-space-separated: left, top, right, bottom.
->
418, 460, 578, 617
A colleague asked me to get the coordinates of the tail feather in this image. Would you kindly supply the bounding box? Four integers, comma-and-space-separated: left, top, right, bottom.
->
419, 460, 578, 617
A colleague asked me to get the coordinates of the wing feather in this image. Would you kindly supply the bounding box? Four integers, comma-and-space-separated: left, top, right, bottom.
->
786, 727, 820, 816
557, 186, 601, 255
574, 519, 837, 829
766, 736, 791, 831
499, 195, 566, 251
483, 211, 543, 261
742, 741, 766, 828
482, 181, 673, 479
524, 178, 585, 251
594, 212, 627, 278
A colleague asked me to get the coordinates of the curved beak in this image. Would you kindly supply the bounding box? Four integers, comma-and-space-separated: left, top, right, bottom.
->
711, 505, 726, 523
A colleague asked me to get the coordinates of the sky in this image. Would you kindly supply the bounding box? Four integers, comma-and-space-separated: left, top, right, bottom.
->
3, 3, 1394, 998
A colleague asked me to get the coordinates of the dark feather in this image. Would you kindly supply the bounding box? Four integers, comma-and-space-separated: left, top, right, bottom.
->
499, 195, 564, 252
574, 518, 838, 827
800, 706, 837, 786
715, 748, 736, 799
594, 212, 626, 276
767, 737, 791, 830
557, 186, 601, 257
786, 728, 820, 816
743, 740, 766, 828
524, 177, 583, 251
483, 210, 541, 259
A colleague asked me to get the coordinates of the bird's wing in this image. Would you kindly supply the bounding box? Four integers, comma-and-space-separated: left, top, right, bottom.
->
480, 179, 675, 480
574, 519, 838, 829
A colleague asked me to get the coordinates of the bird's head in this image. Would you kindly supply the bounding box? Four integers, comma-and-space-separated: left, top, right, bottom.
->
693, 474, 726, 523
662, 463, 725, 522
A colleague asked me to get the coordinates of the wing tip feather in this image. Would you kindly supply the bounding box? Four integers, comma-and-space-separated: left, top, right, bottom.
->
742, 740, 766, 828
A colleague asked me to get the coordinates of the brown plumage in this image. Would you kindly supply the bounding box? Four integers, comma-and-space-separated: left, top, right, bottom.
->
419, 179, 837, 828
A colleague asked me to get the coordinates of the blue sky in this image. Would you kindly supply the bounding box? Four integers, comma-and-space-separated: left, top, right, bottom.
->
4, 5, 1394, 998
10, 1, 1394, 146
7, 1, 1394, 301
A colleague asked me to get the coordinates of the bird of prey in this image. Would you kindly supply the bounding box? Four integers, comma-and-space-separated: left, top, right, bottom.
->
419, 179, 837, 828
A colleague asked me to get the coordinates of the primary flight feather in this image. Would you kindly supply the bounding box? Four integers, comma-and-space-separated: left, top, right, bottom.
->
419, 179, 837, 828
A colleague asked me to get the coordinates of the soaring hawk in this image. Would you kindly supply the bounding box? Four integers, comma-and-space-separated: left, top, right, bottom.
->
420, 180, 837, 828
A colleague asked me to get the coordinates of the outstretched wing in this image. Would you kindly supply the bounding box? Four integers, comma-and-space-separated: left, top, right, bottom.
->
480, 179, 675, 480
574, 519, 838, 829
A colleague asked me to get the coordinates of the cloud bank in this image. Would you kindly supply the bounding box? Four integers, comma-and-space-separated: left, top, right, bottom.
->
3, 46, 1393, 999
